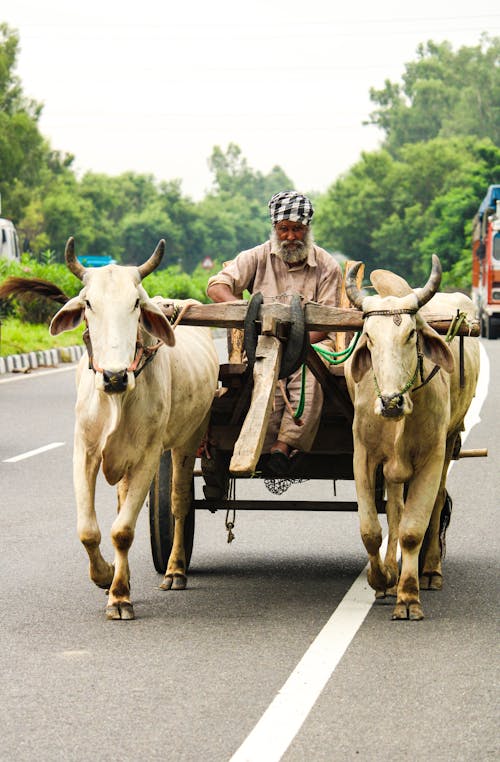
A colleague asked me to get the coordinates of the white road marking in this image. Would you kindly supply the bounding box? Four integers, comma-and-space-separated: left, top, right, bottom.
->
0, 365, 76, 384
3, 442, 65, 462
230, 343, 489, 762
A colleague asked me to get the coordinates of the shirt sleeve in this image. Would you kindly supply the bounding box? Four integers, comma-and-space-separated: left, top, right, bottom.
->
206, 248, 258, 297
316, 253, 343, 307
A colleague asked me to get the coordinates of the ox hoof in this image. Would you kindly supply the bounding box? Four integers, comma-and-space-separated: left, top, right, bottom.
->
392, 602, 424, 621
375, 585, 397, 601
367, 568, 396, 595
419, 573, 443, 590
160, 574, 187, 591
106, 602, 135, 620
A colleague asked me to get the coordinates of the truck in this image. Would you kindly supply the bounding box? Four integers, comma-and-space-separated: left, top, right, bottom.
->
0, 218, 21, 262
472, 184, 500, 339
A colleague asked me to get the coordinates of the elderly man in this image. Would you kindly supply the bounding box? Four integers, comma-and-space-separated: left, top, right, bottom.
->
207, 190, 342, 474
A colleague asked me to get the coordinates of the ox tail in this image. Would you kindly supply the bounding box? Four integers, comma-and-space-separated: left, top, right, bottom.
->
418, 489, 453, 574
439, 490, 453, 560
0, 276, 69, 304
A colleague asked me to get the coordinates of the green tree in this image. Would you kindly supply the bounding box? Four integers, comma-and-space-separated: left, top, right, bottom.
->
208, 143, 294, 204
315, 137, 500, 286
368, 36, 500, 153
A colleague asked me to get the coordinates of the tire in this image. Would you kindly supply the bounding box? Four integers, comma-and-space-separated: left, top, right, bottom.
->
148, 451, 195, 574
483, 314, 500, 340
485, 316, 491, 340
480, 316, 487, 338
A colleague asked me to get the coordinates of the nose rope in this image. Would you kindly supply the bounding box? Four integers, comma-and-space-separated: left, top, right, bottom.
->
372, 335, 424, 408
83, 326, 162, 378
82, 301, 196, 381
364, 308, 469, 407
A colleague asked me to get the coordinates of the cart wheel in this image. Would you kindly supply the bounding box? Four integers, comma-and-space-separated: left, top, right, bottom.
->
148, 451, 195, 574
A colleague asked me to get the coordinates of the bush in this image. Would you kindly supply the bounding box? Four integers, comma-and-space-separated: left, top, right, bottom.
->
144, 266, 209, 303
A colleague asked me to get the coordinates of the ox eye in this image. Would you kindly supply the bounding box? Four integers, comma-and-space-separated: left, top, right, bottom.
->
85, 299, 92, 310
134, 298, 140, 309
407, 329, 416, 341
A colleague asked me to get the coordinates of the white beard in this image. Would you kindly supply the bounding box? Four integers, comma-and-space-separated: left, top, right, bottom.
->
271, 227, 314, 265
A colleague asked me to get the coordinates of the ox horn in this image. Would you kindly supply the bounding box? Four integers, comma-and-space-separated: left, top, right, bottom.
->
65, 237, 87, 280
137, 239, 166, 280
414, 254, 442, 308
345, 262, 365, 310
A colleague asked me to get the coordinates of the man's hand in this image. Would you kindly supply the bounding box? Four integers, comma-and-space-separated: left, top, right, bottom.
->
310, 330, 329, 344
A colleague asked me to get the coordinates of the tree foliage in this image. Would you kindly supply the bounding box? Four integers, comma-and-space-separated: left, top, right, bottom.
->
1, 22, 498, 294
315, 137, 500, 287
368, 36, 500, 153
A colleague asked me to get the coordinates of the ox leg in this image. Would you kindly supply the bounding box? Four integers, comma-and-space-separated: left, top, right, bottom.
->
376, 482, 403, 599
354, 451, 397, 595
74, 444, 114, 590
106, 461, 159, 620
393, 459, 443, 621
160, 447, 196, 591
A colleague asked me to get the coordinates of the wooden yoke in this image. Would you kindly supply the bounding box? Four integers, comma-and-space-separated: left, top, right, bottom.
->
336, 260, 365, 351
229, 335, 282, 474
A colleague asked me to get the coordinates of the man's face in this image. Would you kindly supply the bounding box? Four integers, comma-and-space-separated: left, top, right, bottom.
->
273, 221, 309, 264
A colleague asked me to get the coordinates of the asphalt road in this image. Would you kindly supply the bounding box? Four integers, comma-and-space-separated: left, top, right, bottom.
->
0, 339, 498, 762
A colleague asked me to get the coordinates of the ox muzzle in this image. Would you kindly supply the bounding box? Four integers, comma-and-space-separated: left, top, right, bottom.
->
102, 368, 130, 394
379, 393, 405, 418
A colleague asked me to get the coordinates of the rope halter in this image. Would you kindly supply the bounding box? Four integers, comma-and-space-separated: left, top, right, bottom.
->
362, 306, 424, 407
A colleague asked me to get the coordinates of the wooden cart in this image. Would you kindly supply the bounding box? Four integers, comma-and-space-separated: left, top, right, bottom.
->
148, 291, 481, 574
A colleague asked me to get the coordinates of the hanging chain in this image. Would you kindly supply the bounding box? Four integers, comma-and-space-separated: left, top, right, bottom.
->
225, 478, 236, 543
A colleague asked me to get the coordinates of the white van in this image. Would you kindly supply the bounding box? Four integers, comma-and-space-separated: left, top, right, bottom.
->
0, 218, 21, 261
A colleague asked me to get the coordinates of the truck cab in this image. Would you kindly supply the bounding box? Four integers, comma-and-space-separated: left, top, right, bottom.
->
0, 218, 21, 262
472, 185, 500, 339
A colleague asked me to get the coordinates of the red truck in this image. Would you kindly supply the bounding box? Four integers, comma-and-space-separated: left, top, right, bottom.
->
472, 184, 500, 339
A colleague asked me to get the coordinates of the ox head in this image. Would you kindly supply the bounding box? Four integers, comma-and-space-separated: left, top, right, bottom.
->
345, 255, 454, 419
49, 238, 175, 393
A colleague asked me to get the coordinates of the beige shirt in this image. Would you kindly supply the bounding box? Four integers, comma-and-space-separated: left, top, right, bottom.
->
207, 240, 342, 307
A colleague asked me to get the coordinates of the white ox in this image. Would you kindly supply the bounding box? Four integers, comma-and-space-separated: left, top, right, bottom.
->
50, 238, 219, 620
344, 255, 480, 620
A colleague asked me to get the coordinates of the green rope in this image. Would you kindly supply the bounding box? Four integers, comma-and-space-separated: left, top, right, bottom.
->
445, 311, 466, 343
312, 331, 361, 365
293, 362, 307, 419
291, 332, 361, 420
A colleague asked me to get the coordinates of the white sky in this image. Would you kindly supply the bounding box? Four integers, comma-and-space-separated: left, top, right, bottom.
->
2, 1, 499, 200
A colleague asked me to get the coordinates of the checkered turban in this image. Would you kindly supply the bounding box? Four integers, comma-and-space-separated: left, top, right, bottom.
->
268, 191, 314, 226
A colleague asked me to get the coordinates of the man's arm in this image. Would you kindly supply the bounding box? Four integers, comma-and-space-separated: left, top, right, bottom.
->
310, 329, 328, 344
206, 283, 238, 303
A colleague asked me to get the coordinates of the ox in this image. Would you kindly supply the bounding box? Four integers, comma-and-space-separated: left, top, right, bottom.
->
50, 238, 219, 620
344, 255, 480, 620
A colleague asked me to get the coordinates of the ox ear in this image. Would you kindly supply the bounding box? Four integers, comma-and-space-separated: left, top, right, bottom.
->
49, 297, 85, 336
350, 332, 372, 382
420, 324, 454, 374
140, 301, 175, 346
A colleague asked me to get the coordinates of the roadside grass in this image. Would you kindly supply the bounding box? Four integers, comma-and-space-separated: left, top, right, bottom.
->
0, 318, 84, 356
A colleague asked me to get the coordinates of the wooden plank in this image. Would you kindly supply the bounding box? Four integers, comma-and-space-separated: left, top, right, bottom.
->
457, 448, 488, 458
176, 301, 479, 336
229, 335, 282, 474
